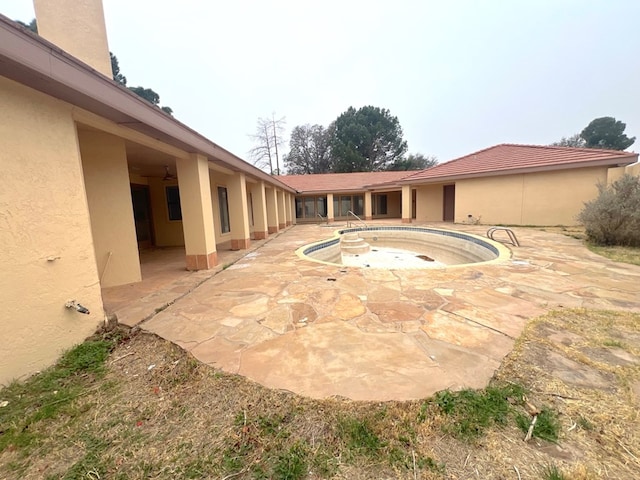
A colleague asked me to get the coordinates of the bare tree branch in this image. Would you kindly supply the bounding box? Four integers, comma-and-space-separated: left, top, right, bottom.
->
248, 115, 286, 175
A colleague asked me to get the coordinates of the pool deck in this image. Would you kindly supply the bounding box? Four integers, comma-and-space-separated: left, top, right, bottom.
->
106, 222, 640, 401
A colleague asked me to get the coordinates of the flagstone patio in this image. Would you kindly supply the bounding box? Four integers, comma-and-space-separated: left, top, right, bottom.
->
105, 222, 640, 401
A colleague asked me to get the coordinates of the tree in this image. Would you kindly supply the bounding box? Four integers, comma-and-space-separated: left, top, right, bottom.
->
550, 133, 586, 148
387, 153, 437, 171
110, 52, 127, 86
580, 117, 635, 150
16, 18, 37, 33
128, 86, 160, 104
16, 19, 173, 115
331, 106, 408, 172
109, 53, 173, 116
249, 115, 286, 175
284, 124, 333, 174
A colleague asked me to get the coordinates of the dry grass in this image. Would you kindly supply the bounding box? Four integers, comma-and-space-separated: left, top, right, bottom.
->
587, 244, 640, 266
1, 309, 639, 479
536, 225, 640, 266
536, 225, 587, 241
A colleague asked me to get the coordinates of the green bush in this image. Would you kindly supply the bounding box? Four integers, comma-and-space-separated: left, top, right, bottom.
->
578, 174, 640, 246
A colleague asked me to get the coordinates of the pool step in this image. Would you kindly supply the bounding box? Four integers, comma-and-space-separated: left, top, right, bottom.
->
341, 233, 370, 255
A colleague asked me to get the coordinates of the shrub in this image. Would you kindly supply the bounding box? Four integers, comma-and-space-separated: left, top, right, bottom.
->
578, 174, 640, 246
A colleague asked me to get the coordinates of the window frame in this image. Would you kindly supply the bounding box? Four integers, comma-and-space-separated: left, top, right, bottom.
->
165, 185, 182, 221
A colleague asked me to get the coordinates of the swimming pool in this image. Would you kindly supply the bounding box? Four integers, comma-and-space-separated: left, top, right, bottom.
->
297, 226, 511, 269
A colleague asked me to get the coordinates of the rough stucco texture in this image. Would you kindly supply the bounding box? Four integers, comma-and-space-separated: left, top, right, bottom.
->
33, 0, 112, 77
78, 129, 141, 288
0, 78, 104, 385
455, 168, 607, 225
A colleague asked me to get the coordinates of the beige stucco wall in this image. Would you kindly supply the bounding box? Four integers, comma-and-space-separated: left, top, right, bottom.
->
627, 163, 640, 177
78, 129, 141, 287
34, 0, 112, 77
148, 178, 184, 246
609, 162, 640, 183
386, 191, 402, 217
227, 173, 250, 243
0, 78, 104, 384
415, 184, 444, 222
455, 167, 608, 225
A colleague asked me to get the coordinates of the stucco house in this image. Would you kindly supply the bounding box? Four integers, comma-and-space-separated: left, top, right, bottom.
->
1, 0, 638, 386
0, 2, 297, 384
280, 144, 639, 226
279, 171, 420, 223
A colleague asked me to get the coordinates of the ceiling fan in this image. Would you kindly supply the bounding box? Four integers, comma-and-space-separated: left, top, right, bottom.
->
162, 165, 177, 181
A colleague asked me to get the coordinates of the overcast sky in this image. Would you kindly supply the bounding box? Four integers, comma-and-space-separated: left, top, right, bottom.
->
2, 1, 639, 167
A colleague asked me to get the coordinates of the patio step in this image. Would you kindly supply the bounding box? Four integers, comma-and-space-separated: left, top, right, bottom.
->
341, 233, 370, 255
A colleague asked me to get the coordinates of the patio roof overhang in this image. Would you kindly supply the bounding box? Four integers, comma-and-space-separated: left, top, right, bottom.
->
0, 15, 296, 193
293, 186, 410, 196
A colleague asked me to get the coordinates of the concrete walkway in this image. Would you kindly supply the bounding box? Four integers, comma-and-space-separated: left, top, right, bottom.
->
134, 223, 640, 401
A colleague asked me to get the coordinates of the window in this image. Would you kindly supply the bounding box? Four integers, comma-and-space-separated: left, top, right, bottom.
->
249, 193, 254, 226
165, 186, 182, 221
304, 197, 315, 218
295, 198, 304, 218
374, 194, 388, 215
316, 197, 327, 217
332, 195, 364, 217
217, 186, 230, 234
353, 195, 364, 216
340, 196, 351, 216
295, 196, 328, 219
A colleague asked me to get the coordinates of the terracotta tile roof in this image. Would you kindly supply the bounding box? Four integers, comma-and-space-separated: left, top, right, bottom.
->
400, 144, 637, 183
278, 170, 420, 193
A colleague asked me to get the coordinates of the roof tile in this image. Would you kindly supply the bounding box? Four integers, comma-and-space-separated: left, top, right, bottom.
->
401, 144, 637, 182
278, 170, 419, 193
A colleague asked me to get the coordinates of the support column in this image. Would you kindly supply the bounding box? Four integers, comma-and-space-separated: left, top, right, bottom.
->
401, 185, 412, 224
266, 187, 279, 234
364, 191, 373, 221
285, 193, 292, 226
327, 193, 334, 223
227, 172, 251, 250
78, 129, 141, 287
291, 195, 297, 225
250, 181, 268, 239
176, 154, 217, 270
277, 190, 286, 229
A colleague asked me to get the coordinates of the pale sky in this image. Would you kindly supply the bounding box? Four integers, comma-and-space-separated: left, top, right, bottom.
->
2, 1, 639, 167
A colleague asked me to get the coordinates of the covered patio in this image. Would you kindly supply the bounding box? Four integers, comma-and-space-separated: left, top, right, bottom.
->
101, 233, 287, 327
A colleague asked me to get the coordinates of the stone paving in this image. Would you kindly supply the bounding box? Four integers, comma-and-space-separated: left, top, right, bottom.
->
118, 222, 640, 401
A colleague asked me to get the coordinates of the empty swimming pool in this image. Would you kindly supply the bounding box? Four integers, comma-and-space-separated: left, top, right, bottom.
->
297, 226, 510, 269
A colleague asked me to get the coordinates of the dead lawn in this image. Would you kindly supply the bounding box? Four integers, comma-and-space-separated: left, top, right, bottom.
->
1, 308, 639, 479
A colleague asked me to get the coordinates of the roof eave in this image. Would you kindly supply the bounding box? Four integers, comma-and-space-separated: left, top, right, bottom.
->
399, 155, 639, 185
0, 16, 296, 193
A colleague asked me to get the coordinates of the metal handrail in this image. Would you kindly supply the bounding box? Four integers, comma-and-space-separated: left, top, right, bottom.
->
317, 213, 328, 224
487, 227, 520, 247
346, 210, 368, 229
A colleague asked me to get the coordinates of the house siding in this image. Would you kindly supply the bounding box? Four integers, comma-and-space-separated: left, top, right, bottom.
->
0, 77, 104, 384
454, 167, 608, 225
